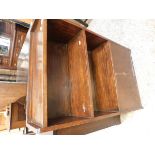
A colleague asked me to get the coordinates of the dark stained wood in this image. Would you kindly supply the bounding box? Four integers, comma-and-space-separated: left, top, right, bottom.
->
47, 29, 94, 122
27, 19, 47, 128
0, 21, 16, 69
0, 21, 13, 35
88, 53, 98, 111
115, 75, 142, 112
11, 24, 28, 69
40, 112, 120, 133
110, 41, 133, 74
0, 20, 28, 70
16, 25, 31, 82
48, 116, 86, 127
54, 115, 121, 135
89, 42, 118, 112
110, 41, 142, 112
68, 30, 94, 117
85, 30, 107, 51
47, 41, 70, 120
47, 20, 82, 43
24, 19, 142, 135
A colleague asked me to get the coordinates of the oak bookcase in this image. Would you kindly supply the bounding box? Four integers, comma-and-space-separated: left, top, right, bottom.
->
19, 19, 142, 135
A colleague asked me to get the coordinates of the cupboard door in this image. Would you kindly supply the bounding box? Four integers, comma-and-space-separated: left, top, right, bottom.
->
110, 42, 142, 112
10, 101, 26, 129
27, 20, 47, 128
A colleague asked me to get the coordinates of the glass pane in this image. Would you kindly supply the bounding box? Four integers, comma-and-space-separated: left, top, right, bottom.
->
0, 36, 10, 56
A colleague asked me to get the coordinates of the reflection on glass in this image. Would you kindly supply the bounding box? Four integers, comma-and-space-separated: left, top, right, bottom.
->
0, 36, 10, 56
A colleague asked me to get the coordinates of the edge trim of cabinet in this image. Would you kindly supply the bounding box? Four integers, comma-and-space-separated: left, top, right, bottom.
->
26, 112, 120, 134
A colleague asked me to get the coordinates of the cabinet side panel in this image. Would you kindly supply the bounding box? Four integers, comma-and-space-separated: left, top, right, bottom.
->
110, 42, 142, 112
27, 20, 47, 127
91, 42, 118, 112
68, 30, 94, 117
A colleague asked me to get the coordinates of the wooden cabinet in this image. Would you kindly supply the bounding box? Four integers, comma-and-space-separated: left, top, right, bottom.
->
9, 100, 26, 130
0, 20, 28, 132
23, 19, 142, 135
0, 20, 28, 70
0, 99, 26, 131
0, 20, 15, 68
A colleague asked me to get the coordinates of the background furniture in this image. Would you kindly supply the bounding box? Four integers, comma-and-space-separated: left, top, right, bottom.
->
0, 20, 28, 70
0, 100, 26, 131
0, 20, 28, 131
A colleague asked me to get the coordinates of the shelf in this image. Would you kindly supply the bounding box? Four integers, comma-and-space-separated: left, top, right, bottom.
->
42, 112, 120, 133
47, 20, 94, 122
85, 30, 119, 113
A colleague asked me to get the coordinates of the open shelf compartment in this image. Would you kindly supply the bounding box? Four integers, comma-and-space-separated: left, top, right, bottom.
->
47, 20, 95, 126
85, 30, 119, 114
27, 20, 125, 132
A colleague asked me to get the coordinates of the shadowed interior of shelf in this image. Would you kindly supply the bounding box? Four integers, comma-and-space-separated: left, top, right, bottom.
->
48, 111, 118, 127
46, 20, 119, 127
86, 31, 119, 113
48, 116, 86, 126
47, 20, 94, 126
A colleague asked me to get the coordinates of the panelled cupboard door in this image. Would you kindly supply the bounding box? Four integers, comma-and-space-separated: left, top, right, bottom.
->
27, 19, 47, 128
110, 41, 142, 112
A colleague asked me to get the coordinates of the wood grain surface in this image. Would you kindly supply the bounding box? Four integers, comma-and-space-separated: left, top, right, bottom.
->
90, 42, 118, 112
